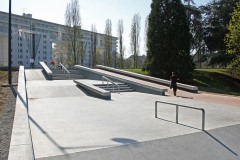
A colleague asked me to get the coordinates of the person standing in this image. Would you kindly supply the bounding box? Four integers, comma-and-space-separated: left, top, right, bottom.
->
170, 72, 179, 96
30, 57, 34, 68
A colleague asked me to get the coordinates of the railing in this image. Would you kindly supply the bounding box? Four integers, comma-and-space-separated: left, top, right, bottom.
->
102, 76, 120, 94
155, 101, 205, 130
60, 63, 70, 79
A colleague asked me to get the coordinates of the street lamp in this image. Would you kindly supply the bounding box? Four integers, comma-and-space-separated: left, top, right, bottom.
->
8, 0, 12, 84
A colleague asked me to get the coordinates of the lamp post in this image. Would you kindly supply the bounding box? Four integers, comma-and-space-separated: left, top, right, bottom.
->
8, 0, 12, 85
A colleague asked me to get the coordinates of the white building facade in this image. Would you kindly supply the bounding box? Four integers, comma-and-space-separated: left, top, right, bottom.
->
0, 11, 117, 68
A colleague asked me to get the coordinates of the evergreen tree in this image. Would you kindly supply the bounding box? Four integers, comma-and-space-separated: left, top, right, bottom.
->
201, 0, 238, 66
225, 1, 240, 73
144, 0, 194, 82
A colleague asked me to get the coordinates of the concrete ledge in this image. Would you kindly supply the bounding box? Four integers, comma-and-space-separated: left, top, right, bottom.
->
96, 65, 198, 93
8, 66, 34, 160
74, 65, 167, 96
74, 80, 111, 100
40, 61, 52, 80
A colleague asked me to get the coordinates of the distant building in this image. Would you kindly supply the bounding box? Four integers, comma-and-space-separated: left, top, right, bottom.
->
0, 11, 117, 68
125, 55, 146, 69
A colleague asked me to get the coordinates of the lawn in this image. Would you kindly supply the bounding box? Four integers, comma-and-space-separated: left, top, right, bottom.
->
122, 68, 240, 96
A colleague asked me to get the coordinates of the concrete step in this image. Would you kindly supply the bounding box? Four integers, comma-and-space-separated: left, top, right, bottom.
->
52, 69, 81, 74
94, 83, 134, 92
97, 86, 132, 90
94, 83, 128, 87
104, 88, 134, 92
52, 74, 85, 80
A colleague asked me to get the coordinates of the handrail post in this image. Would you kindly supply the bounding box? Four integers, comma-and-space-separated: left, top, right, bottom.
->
155, 101, 158, 118
176, 105, 179, 124
155, 101, 206, 131
202, 109, 205, 131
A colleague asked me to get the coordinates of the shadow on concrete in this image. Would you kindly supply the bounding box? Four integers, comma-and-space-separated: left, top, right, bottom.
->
41, 69, 50, 80
111, 138, 138, 144
176, 96, 193, 99
13, 87, 28, 108
156, 117, 201, 131
76, 85, 113, 101
156, 117, 238, 157
204, 131, 238, 157
28, 115, 71, 160
10, 86, 17, 98
28, 115, 115, 159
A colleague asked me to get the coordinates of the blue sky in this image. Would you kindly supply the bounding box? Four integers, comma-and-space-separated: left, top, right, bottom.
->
0, 0, 210, 57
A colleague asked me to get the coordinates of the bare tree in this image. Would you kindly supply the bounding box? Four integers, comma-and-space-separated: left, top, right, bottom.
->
130, 13, 141, 68
144, 15, 149, 53
91, 24, 97, 68
65, 0, 82, 66
117, 19, 125, 68
104, 19, 112, 67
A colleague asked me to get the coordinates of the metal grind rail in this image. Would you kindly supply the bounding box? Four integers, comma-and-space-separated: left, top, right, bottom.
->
60, 63, 71, 79
155, 101, 205, 130
102, 76, 120, 94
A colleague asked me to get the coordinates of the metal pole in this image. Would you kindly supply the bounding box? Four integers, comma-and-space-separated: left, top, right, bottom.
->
202, 109, 205, 131
176, 105, 179, 124
8, 0, 12, 85
155, 102, 157, 118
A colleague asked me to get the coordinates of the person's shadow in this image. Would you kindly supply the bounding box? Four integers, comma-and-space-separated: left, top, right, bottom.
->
176, 95, 193, 99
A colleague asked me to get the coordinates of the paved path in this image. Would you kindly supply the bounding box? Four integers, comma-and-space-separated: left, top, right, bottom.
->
95, 69, 240, 107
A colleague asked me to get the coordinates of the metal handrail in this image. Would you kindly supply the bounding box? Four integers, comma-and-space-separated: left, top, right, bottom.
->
102, 76, 120, 94
155, 101, 205, 130
60, 63, 70, 79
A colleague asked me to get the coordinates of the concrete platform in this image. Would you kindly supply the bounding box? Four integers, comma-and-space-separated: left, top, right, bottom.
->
11, 68, 240, 160
23, 69, 240, 159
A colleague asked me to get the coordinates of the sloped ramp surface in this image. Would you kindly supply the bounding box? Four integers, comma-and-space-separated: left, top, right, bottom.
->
37, 124, 240, 160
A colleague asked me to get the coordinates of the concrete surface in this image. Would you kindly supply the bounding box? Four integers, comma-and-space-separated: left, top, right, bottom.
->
8, 66, 34, 160
10, 68, 240, 160
96, 65, 198, 92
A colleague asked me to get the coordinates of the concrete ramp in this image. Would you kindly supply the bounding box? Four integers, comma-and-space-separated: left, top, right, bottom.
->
25, 69, 47, 81
27, 80, 86, 99
37, 124, 240, 160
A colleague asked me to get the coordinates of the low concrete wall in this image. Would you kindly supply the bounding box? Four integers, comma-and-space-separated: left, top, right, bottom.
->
40, 61, 52, 80
74, 80, 111, 100
8, 66, 34, 160
74, 65, 166, 96
96, 65, 198, 93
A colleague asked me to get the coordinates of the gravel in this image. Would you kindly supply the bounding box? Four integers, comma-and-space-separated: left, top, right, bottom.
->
0, 72, 18, 160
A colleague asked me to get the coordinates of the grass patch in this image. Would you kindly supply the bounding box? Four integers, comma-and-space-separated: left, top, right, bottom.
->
123, 68, 148, 75
192, 69, 240, 96
121, 68, 240, 96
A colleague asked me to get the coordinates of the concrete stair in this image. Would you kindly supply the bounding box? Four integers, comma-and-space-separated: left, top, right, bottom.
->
94, 83, 134, 93
51, 69, 85, 80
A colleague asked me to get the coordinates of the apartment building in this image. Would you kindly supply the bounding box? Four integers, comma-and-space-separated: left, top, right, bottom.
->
0, 11, 117, 68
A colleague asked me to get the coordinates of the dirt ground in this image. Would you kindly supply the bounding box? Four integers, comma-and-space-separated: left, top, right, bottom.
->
0, 71, 18, 160
0, 71, 9, 121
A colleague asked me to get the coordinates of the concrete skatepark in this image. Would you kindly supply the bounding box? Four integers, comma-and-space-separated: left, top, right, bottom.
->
8, 64, 240, 160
